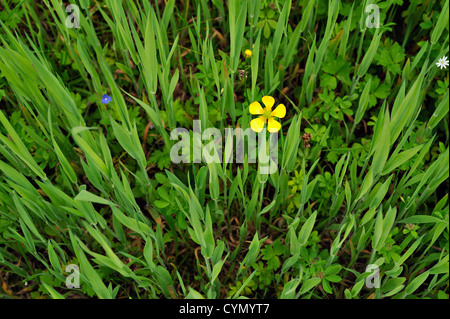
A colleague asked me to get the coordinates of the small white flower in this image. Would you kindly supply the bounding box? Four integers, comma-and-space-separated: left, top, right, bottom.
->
436, 56, 449, 69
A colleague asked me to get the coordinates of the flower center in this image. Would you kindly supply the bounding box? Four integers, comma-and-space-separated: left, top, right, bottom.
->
263, 108, 272, 120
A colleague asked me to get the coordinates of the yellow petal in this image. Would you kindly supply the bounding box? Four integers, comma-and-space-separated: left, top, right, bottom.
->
271, 104, 286, 118
250, 116, 266, 133
267, 118, 281, 133
249, 101, 264, 115
262, 96, 275, 109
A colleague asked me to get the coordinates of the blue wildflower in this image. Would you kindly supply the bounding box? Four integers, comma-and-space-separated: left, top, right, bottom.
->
101, 94, 112, 104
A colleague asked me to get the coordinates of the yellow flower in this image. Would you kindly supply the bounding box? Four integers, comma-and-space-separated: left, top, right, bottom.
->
249, 96, 286, 133
244, 49, 253, 58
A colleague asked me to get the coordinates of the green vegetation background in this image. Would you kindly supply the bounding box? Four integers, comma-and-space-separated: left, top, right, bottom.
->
0, 0, 448, 299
